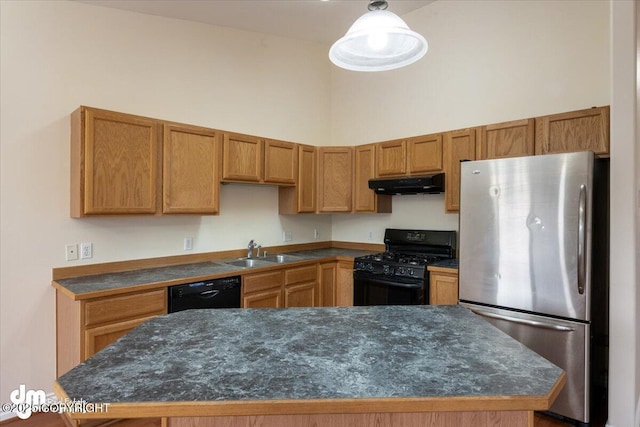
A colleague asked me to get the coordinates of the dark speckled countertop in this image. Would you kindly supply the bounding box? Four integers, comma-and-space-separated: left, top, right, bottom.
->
429, 258, 459, 270
54, 248, 374, 297
57, 305, 563, 409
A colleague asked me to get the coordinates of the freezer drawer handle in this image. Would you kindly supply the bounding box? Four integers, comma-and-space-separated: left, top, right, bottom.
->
469, 308, 575, 332
577, 184, 587, 295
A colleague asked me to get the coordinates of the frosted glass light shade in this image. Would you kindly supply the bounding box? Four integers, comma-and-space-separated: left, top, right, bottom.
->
329, 10, 428, 72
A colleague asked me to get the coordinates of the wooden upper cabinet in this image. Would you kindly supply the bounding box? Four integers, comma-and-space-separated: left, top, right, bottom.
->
279, 144, 316, 214
71, 106, 160, 217
317, 147, 353, 213
354, 144, 391, 213
163, 124, 221, 214
264, 139, 297, 185
222, 132, 263, 182
377, 139, 407, 177
443, 128, 478, 213
535, 106, 610, 157
477, 119, 534, 160
407, 133, 443, 174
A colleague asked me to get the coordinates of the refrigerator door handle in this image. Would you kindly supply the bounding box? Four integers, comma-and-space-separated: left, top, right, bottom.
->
468, 307, 576, 332
577, 184, 587, 295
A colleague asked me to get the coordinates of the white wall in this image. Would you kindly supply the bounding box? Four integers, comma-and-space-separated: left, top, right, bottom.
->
0, 0, 332, 405
609, 2, 640, 426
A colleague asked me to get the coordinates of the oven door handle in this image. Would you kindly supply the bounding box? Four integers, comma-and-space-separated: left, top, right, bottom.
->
354, 274, 424, 289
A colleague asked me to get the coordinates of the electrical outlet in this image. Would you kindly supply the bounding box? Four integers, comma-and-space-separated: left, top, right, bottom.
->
184, 237, 193, 251
80, 242, 93, 259
282, 230, 292, 242
368, 231, 375, 241
65, 244, 78, 261
313, 229, 320, 240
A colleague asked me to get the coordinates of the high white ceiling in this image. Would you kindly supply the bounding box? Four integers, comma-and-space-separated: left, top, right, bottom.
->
75, 0, 433, 44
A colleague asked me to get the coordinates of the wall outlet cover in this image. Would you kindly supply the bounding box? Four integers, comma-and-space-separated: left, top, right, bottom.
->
65, 244, 78, 261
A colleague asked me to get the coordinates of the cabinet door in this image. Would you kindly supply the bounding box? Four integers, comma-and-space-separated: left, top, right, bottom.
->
408, 134, 443, 174
478, 119, 534, 160
84, 315, 158, 359
222, 132, 263, 182
243, 289, 282, 308
284, 282, 317, 307
444, 128, 477, 213
75, 107, 160, 216
264, 139, 297, 185
278, 144, 316, 214
318, 262, 337, 307
430, 272, 458, 305
354, 144, 391, 213
163, 124, 221, 214
336, 260, 354, 306
297, 145, 316, 212
317, 147, 353, 213
377, 139, 407, 177
535, 106, 609, 156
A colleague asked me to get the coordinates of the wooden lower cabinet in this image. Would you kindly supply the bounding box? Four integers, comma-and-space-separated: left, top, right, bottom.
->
242, 270, 284, 308
429, 268, 459, 305
243, 288, 282, 308
319, 260, 355, 307
284, 282, 317, 307
336, 260, 354, 306
284, 265, 318, 307
56, 288, 167, 376
85, 315, 157, 358
318, 262, 337, 306
243, 264, 318, 308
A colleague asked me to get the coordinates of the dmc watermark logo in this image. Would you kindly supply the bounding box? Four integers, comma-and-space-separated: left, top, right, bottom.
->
2, 385, 110, 419
9, 385, 46, 419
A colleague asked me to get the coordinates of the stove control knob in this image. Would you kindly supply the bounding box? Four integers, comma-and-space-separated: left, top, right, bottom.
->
408, 268, 414, 276
397, 267, 405, 275
383, 265, 390, 275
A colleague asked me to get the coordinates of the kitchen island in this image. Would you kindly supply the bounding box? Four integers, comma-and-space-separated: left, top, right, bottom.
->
54, 305, 564, 427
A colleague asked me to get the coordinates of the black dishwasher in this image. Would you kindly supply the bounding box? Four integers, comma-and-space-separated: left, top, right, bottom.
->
168, 276, 241, 313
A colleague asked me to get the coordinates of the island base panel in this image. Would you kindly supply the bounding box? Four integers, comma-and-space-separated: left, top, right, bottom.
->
168, 411, 533, 427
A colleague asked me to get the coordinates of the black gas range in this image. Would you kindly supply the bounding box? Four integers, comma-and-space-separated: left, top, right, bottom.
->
353, 229, 456, 306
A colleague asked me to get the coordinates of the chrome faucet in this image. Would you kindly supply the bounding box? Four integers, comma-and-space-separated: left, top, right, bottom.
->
247, 240, 256, 258
256, 244, 262, 258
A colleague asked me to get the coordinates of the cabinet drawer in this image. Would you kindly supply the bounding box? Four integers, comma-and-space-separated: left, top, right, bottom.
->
244, 271, 283, 294
285, 265, 317, 285
84, 289, 166, 327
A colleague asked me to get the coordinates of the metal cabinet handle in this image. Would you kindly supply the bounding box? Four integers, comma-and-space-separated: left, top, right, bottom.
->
468, 307, 575, 332
577, 184, 587, 295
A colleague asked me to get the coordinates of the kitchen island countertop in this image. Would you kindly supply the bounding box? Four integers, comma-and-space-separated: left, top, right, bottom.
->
55, 305, 564, 424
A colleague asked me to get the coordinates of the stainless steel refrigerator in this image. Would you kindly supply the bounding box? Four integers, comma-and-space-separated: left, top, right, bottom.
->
458, 151, 608, 426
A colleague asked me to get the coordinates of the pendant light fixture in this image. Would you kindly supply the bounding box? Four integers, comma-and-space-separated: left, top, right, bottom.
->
329, 0, 428, 72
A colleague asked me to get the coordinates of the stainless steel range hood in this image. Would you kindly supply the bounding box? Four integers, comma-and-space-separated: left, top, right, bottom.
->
368, 173, 445, 195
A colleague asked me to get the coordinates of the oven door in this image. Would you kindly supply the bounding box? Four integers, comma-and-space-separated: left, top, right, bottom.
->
353, 270, 426, 306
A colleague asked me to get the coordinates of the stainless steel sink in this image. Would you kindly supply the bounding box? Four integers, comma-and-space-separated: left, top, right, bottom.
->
225, 259, 265, 268
260, 254, 302, 263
